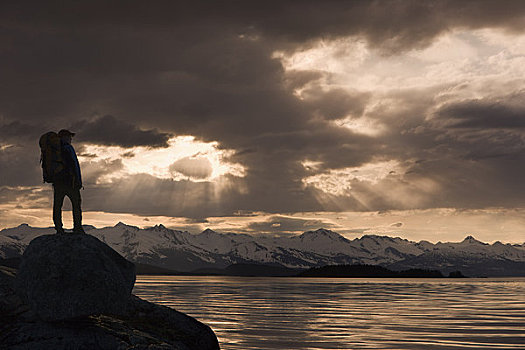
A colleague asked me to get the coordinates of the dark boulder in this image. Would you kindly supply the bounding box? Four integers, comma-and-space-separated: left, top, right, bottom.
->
1, 233, 220, 349
0, 266, 29, 321
0, 288, 220, 349
15, 233, 135, 321
0, 294, 220, 349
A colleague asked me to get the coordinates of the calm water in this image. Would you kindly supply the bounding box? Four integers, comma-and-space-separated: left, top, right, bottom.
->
133, 276, 525, 350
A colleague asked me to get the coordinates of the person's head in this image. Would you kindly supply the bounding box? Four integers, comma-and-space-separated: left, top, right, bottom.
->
58, 129, 75, 144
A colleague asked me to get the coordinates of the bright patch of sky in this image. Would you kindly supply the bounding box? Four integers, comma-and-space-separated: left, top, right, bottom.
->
333, 115, 386, 136
302, 160, 403, 196
0, 144, 14, 151
276, 29, 525, 97
79, 136, 245, 183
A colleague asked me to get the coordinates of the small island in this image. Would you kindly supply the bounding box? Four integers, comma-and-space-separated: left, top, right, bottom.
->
297, 264, 462, 278
130, 262, 465, 278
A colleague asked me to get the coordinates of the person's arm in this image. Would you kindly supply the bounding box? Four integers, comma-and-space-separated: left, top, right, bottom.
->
63, 144, 82, 188
69, 146, 82, 188
61, 143, 74, 178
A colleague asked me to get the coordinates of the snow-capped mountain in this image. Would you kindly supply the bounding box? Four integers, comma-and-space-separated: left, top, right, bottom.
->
1, 223, 524, 276
389, 236, 525, 276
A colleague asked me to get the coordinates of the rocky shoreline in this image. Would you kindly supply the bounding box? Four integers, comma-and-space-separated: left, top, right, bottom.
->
0, 233, 220, 350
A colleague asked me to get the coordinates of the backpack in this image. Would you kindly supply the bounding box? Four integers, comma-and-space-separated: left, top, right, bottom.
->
39, 131, 65, 183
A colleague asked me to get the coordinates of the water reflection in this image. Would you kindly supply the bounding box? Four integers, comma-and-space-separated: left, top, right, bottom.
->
133, 277, 525, 350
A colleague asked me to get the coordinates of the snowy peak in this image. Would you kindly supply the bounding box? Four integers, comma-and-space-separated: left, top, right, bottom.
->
461, 235, 485, 245
0, 224, 53, 244
513, 243, 525, 251
350, 234, 425, 260
298, 228, 348, 242
200, 228, 217, 236
416, 240, 434, 251
357, 234, 398, 244
290, 228, 357, 257
191, 228, 253, 255
114, 222, 139, 230
143, 224, 173, 233
195, 228, 231, 242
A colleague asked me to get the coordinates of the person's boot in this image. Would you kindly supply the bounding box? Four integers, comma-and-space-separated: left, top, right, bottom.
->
56, 227, 65, 234
73, 226, 86, 234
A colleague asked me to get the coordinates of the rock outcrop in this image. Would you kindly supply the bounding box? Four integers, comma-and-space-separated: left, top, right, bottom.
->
0, 265, 28, 320
0, 233, 220, 350
16, 233, 136, 321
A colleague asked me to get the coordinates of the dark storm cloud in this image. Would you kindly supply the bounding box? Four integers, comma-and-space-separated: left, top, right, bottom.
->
403, 156, 525, 208
0, 144, 42, 187
249, 1, 525, 53
2, 1, 525, 218
437, 98, 525, 129
0, 120, 44, 141
2, 0, 525, 122
70, 115, 171, 148
303, 88, 371, 120
5, 1, 523, 52
429, 93, 525, 161
365, 90, 525, 209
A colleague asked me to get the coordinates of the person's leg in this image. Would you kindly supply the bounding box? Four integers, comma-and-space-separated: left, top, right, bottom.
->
53, 184, 66, 234
69, 187, 83, 233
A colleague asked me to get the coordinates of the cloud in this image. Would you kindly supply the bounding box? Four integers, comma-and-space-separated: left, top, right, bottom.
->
0, 120, 46, 141
81, 158, 124, 185
0, 186, 50, 210
436, 97, 525, 129
70, 115, 171, 148
0, 144, 42, 187
303, 88, 371, 120
80, 174, 244, 219
169, 156, 213, 179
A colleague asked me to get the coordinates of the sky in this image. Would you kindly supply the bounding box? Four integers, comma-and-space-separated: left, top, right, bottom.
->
1, 1, 525, 243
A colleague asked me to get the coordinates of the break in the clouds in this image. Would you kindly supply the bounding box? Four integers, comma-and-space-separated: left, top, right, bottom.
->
1, 1, 525, 241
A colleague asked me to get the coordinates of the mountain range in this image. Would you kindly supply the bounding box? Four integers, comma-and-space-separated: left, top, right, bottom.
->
1, 223, 524, 277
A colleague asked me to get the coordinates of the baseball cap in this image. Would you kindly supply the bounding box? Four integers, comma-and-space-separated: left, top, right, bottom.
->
58, 129, 75, 137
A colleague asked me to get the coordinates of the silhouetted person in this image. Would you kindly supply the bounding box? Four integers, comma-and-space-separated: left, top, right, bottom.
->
53, 129, 84, 234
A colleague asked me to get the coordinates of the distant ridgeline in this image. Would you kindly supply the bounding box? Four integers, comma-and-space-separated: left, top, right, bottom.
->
2, 224, 525, 277
298, 264, 465, 278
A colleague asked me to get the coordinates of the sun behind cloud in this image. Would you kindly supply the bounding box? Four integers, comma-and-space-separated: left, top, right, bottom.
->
78, 136, 245, 184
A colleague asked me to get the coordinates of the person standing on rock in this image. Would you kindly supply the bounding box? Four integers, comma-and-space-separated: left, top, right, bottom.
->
53, 129, 84, 234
